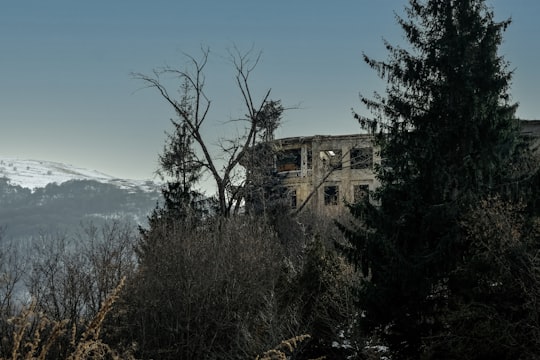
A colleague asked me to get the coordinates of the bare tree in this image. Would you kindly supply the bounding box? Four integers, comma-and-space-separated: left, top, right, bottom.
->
26, 221, 136, 323
133, 47, 282, 217
0, 226, 26, 355
116, 216, 289, 359
0, 228, 24, 313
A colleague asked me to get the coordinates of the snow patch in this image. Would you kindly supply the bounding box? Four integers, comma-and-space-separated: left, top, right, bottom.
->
0, 157, 160, 192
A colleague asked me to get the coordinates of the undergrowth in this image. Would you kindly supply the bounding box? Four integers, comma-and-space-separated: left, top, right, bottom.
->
1, 277, 132, 360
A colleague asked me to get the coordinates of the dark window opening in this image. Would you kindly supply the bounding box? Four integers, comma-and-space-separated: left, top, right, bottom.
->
324, 185, 339, 205
277, 149, 301, 172
353, 184, 369, 203
351, 147, 373, 169
288, 188, 297, 209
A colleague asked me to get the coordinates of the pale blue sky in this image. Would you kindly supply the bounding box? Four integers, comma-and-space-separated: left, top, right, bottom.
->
1, 1, 538, 180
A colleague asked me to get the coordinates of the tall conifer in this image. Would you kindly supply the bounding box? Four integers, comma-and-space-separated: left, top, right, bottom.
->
343, 0, 521, 357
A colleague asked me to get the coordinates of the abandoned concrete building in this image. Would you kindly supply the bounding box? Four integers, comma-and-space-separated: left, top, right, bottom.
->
271, 134, 379, 215
261, 120, 540, 215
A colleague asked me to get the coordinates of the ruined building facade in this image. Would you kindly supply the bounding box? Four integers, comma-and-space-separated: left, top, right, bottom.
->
247, 120, 539, 215
271, 134, 379, 215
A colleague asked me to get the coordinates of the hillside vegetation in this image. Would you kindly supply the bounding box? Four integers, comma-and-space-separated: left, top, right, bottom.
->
3, 1, 540, 359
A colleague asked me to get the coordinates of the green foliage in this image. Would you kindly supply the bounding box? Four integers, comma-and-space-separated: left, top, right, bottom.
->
290, 239, 360, 359
343, 0, 527, 357
426, 197, 540, 359
153, 79, 212, 221
244, 100, 287, 216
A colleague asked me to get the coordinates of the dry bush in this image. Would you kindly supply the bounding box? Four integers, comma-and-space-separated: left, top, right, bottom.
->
102, 209, 360, 359
26, 220, 136, 324
115, 215, 289, 359
0, 220, 138, 359
255, 334, 316, 360
1, 277, 130, 360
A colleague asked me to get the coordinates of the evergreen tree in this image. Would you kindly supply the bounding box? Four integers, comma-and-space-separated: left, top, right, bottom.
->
243, 100, 285, 215
138, 80, 213, 260
155, 79, 210, 219
341, 0, 522, 357
154, 120, 210, 220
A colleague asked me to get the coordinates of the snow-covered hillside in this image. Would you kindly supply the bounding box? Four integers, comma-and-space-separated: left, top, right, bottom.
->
0, 157, 159, 192
0, 157, 164, 240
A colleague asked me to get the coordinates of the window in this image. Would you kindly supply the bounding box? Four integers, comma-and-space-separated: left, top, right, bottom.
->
324, 185, 339, 205
353, 184, 369, 203
277, 149, 301, 172
351, 147, 373, 169
320, 149, 342, 170
288, 188, 297, 209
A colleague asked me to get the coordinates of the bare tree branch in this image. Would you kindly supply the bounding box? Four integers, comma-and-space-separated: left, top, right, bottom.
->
293, 149, 351, 216
135, 47, 279, 216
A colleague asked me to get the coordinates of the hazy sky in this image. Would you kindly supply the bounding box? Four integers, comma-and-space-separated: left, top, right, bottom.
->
1, 1, 538, 180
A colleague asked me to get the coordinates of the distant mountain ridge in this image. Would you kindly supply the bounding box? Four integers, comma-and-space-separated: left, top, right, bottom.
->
0, 157, 163, 240
0, 157, 160, 192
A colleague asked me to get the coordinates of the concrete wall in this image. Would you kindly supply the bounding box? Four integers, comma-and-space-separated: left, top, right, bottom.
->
274, 134, 379, 214
270, 120, 540, 216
